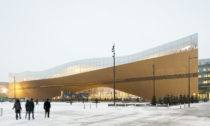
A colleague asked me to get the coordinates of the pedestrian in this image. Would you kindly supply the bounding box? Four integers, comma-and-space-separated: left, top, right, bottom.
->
35, 99, 39, 105
95, 98, 98, 108
44, 98, 51, 118
13, 99, 22, 120
28, 98, 35, 120
136, 97, 140, 102
70, 99, 73, 105
82, 98, 85, 104
25, 99, 30, 119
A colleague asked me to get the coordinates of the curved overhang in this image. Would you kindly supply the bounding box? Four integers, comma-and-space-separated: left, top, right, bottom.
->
9, 33, 198, 82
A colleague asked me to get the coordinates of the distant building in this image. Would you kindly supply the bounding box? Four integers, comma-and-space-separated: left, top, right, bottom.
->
198, 59, 210, 99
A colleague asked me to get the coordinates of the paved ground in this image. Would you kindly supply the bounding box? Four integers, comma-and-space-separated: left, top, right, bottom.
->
0, 102, 210, 126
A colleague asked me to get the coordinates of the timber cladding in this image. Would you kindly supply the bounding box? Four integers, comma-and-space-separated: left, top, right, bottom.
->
9, 49, 198, 101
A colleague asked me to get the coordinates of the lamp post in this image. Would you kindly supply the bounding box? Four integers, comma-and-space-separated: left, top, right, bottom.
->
153, 64, 156, 97
13, 76, 16, 100
112, 44, 116, 106
188, 56, 197, 108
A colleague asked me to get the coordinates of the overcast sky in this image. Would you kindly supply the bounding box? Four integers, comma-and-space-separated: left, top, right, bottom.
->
0, 0, 210, 82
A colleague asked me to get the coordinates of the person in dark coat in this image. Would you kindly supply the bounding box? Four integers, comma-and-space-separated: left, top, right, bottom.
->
25, 99, 30, 119
35, 99, 39, 105
69, 99, 73, 105
13, 99, 22, 120
95, 98, 99, 108
28, 98, 35, 120
44, 98, 51, 118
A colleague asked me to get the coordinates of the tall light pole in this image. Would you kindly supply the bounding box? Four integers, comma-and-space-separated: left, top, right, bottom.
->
112, 44, 116, 105
13, 76, 16, 99
188, 56, 197, 108
153, 64, 156, 97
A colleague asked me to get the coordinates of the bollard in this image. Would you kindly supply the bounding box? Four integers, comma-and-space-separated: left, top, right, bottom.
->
156, 104, 158, 109
144, 103, 146, 108
184, 103, 185, 108
168, 103, 169, 109
90, 104, 91, 109
180, 103, 181, 109
0, 108, 3, 117
83, 104, 86, 109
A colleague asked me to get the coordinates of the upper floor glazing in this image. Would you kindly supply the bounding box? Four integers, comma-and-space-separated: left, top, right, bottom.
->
9, 33, 198, 82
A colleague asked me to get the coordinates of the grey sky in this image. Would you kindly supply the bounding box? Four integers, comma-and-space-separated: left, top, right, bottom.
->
0, 0, 210, 82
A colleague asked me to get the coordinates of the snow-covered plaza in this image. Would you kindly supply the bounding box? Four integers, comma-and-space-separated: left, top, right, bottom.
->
1, 102, 210, 126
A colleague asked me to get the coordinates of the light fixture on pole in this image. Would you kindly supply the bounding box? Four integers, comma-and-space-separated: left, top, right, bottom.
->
188, 56, 197, 108
153, 64, 156, 97
14, 76, 16, 100
112, 44, 116, 106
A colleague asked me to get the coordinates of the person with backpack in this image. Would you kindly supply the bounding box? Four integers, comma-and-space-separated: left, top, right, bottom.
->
13, 99, 22, 120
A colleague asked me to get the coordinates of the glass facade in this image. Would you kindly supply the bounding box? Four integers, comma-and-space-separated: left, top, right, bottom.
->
198, 58, 210, 99
9, 33, 198, 82
52, 87, 140, 101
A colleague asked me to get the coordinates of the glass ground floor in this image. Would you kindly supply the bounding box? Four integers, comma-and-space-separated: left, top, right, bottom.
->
51, 87, 210, 102
52, 87, 142, 102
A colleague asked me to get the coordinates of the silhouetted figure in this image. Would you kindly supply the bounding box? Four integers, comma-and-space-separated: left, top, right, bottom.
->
95, 98, 99, 108
70, 99, 73, 105
44, 98, 51, 118
35, 99, 39, 105
136, 98, 140, 102
28, 98, 35, 120
82, 98, 85, 104
25, 99, 30, 119
95, 98, 98, 103
13, 99, 22, 120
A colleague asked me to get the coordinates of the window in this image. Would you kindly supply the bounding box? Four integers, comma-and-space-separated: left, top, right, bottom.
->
203, 80, 208, 84
203, 80, 210, 84
202, 62, 207, 65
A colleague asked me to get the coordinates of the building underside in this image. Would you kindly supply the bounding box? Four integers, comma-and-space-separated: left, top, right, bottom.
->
9, 49, 198, 101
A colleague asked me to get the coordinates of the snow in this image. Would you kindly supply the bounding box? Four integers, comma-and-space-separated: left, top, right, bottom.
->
1, 101, 210, 126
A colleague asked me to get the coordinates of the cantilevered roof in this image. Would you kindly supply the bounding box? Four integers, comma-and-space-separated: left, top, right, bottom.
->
9, 33, 198, 82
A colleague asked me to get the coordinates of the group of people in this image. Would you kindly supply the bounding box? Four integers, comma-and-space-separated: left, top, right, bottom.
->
13, 98, 51, 120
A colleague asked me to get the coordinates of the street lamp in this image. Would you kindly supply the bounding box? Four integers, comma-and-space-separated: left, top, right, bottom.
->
13, 76, 16, 100
2, 88, 7, 94
188, 56, 197, 108
153, 64, 156, 97
112, 44, 116, 106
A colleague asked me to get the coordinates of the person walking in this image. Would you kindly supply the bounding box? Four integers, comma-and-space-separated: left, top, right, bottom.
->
25, 99, 30, 119
44, 98, 51, 118
82, 98, 85, 104
13, 99, 22, 120
35, 99, 39, 105
28, 98, 35, 120
95, 98, 99, 108
69, 99, 73, 105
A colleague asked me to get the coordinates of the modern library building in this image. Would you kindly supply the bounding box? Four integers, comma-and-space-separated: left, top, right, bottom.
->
9, 34, 198, 101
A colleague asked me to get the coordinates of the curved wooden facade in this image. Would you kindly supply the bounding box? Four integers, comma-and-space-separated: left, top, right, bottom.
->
9, 49, 198, 101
